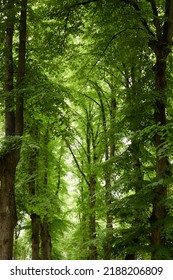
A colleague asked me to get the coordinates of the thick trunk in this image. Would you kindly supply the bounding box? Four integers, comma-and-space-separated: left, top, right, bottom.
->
0, 1, 16, 260
40, 218, 52, 260
0, 155, 17, 259
0, 0, 27, 259
150, 48, 170, 259
31, 213, 40, 260
146, 0, 173, 259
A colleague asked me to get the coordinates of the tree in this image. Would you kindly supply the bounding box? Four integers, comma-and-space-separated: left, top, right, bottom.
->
0, 0, 27, 260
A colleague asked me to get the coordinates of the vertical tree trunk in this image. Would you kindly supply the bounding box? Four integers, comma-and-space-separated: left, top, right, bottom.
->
125, 141, 143, 260
67, 107, 98, 259
104, 176, 113, 259
40, 150, 52, 260
4, 19, 15, 137
95, 82, 116, 260
150, 52, 170, 259
78, 177, 88, 258
0, 0, 16, 260
123, 67, 145, 260
148, 1, 173, 256
40, 217, 52, 260
16, 0, 27, 136
89, 175, 97, 259
0, 155, 17, 259
31, 213, 40, 260
0, 0, 27, 259
104, 97, 116, 260
145, 0, 173, 259
28, 144, 41, 260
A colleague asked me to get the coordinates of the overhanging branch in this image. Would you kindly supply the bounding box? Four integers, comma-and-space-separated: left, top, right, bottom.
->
87, 27, 145, 77
65, 139, 90, 186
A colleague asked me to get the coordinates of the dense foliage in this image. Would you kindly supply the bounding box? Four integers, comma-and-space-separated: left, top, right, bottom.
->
1, 0, 173, 260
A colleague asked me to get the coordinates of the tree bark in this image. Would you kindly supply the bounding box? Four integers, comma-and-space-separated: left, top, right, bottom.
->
148, 0, 173, 258
0, 153, 17, 259
16, 0, 27, 136
0, 0, 27, 260
0, 0, 16, 260
40, 217, 52, 260
88, 175, 97, 259
28, 143, 41, 260
150, 52, 170, 259
31, 213, 40, 260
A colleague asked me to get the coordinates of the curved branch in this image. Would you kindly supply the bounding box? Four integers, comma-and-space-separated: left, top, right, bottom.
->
79, 92, 100, 107
65, 139, 90, 186
87, 27, 147, 77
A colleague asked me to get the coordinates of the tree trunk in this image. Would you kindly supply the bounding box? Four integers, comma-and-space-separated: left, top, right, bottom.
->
89, 175, 97, 259
31, 214, 40, 260
40, 217, 52, 260
103, 97, 116, 260
4, 19, 15, 137
40, 150, 52, 260
150, 53, 170, 259
146, 0, 173, 260
0, 0, 16, 260
0, 0, 27, 260
16, 0, 27, 136
96, 82, 116, 260
104, 178, 113, 259
28, 145, 40, 260
125, 141, 143, 260
0, 154, 17, 259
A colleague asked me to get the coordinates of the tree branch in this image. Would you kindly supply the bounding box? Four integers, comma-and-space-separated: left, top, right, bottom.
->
163, 0, 173, 43
79, 92, 100, 107
65, 139, 90, 186
59, 0, 99, 13
147, 0, 162, 40
87, 28, 145, 78
69, 0, 98, 8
